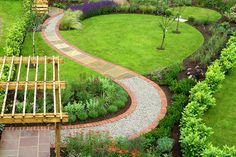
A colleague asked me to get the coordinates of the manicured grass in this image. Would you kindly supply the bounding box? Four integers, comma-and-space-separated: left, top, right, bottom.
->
60, 14, 204, 74
20, 33, 99, 82
172, 6, 222, 23
0, 0, 23, 53
204, 68, 236, 147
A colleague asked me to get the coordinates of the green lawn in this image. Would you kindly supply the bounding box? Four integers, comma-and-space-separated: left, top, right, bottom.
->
20, 33, 99, 82
172, 6, 222, 23
204, 68, 236, 147
0, 0, 23, 53
60, 14, 204, 74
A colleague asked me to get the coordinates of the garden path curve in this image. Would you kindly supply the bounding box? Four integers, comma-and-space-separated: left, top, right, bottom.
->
0, 13, 167, 155
42, 13, 167, 143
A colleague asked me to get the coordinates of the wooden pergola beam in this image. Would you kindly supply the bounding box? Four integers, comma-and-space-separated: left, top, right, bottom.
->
0, 57, 64, 64
0, 56, 66, 157
0, 81, 66, 90
0, 113, 68, 124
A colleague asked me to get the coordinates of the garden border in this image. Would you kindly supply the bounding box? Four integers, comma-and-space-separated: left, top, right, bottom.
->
4, 12, 167, 140
180, 34, 236, 156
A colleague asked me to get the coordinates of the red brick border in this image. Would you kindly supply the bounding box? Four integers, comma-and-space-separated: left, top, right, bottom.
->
4, 13, 167, 138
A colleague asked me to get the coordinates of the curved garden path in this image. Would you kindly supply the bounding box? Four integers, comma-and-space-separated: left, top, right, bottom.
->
0, 13, 167, 156
42, 13, 167, 143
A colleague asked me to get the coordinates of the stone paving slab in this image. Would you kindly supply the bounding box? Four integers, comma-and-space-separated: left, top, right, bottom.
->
0, 130, 50, 157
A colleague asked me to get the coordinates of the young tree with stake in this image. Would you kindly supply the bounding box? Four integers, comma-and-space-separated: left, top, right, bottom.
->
173, 0, 186, 34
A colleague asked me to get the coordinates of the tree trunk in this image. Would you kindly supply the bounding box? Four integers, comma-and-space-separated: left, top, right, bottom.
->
176, 16, 180, 33
33, 30, 36, 56
159, 29, 166, 50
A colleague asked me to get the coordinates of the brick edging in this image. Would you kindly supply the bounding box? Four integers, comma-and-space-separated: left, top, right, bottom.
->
5, 13, 167, 138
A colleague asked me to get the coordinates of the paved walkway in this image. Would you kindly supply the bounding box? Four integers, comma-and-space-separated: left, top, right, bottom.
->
0, 12, 167, 156
0, 129, 50, 157
42, 13, 166, 143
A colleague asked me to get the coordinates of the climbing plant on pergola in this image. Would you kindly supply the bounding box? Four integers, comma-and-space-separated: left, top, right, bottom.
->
0, 56, 68, 157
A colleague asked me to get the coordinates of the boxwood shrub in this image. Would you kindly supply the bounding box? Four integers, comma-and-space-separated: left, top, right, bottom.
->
180, 34, 236, 156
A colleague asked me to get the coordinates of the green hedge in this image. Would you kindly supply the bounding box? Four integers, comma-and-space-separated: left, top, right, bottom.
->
1, 0, 31, 82
180, 34, 236, 156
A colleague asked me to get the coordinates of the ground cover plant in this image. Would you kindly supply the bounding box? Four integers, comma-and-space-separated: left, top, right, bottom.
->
60, 14, 204, 74
57, 131, 175, 157
0, 0, 23, 53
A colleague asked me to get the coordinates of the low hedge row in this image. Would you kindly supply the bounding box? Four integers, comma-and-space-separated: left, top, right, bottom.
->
1, 0, 31, 82
0, 0, 31, 131
180, 34, 236, 156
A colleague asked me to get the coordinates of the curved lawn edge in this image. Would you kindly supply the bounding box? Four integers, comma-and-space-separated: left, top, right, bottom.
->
60, 13, 204, 74
37, 12, 168, 139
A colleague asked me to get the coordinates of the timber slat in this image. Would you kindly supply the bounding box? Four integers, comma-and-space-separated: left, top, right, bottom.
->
0, 57, 63, 64
0, 81, 66, 90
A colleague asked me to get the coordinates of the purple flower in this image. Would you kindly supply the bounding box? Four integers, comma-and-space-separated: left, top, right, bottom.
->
68, 1, 116, 13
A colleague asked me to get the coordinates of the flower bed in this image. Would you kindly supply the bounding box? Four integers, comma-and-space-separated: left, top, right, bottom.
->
180, 34, 236, 156
15, 76, 129, 123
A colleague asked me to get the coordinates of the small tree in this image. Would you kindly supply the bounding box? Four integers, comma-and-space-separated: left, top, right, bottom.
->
173, 0, 186, 34
157, 0, 174, 50
28, 13, 47, 56
158, 13, 174, 50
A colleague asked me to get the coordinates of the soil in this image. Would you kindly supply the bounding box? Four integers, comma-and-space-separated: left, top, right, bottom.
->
50, 148, 67, 157
172, 125, 182, 157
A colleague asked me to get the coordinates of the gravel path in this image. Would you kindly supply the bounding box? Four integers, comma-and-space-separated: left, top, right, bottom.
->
41, 13, 167, 144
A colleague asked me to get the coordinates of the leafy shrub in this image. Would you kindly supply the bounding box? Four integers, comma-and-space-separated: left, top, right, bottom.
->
113, 100, 126, 108
197, 0, 235, 12
64, 131, 148, 156
150, 63, 182, 85
116, 4, 130, 13
188, 16, 195, 22
157, 137, 174, 154
97, 106, 107, 116
219, 41, 236, 72
53, 2, 67, 9
144, 76, 195, 148
180, 34, 236, 157
68, 114, 77, 123
63, 77, 128, 122
205, 61, 225, 92
170, 78, 196, 95
60, 10, 82, 30
191, 29, 227, 67
88, 110, 99, 118
225, 4, 236, 22
108, 105, 118, 113
77, 112, 88, 120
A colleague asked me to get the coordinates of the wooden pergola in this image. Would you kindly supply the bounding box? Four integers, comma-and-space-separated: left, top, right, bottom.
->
0, 56, 68, 157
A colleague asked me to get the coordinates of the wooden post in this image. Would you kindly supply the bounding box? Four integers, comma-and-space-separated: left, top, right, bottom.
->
55, 123, 61, 157
55, 60, 61, 157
